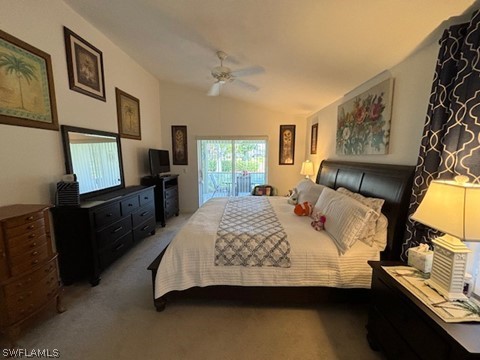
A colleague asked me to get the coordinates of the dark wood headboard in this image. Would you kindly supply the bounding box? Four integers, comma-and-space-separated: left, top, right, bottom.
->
316, 160, 414, 260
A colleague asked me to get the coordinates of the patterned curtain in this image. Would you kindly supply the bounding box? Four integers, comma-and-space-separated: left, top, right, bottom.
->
401, 10, 480, 261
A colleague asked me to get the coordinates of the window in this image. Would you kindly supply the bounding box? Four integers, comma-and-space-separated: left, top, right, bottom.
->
197, 138, 267, 205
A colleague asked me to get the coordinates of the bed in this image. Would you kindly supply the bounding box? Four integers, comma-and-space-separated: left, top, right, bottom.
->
148, 160, 414, 311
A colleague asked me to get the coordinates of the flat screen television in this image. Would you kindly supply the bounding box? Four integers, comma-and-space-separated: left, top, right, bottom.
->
149, 149, 170, 176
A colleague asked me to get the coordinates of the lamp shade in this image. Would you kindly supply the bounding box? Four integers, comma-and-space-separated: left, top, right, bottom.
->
411, 179, 480, 242
300, 160, 314, 178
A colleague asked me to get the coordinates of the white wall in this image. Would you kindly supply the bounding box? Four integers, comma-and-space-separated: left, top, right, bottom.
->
0, 0, 162, 206
305, 41, 439, 171
159, 81, 306, 212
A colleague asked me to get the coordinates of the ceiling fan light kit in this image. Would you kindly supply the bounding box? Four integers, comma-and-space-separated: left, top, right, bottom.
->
207, 50, 261, 96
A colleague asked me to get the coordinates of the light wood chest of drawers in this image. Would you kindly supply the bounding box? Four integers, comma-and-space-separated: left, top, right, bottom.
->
0, 204, 64, 346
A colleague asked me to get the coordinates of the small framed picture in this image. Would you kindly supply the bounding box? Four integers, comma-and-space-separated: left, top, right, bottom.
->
0, 29, 58, 130
279, 125, 295, 165
115, 88, 141, 140
64, 27, 106, 101
171, 125, 188, 165
311, 123, 318, 154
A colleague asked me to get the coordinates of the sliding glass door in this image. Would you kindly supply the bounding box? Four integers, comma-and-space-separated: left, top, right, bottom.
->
198, 138, 267, 205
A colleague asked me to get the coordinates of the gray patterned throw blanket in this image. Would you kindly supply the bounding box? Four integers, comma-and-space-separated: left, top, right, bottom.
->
215, 197, 291, 268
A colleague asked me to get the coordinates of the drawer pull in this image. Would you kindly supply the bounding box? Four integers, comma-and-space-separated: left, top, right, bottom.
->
28, 233, 36, 238
26, 216, 34, 221
141, 225, 150, 231
115, 243, 125, 251
31, 259, 39, 265
31, 251, 38, 256
106, 213, 113, 217
144, 196, 149, 200
30, 242, 37, 247
141, 211, 149, 217
128, 203, 133, 207
45, 265, 53, 273
27, 225, 35, 230
112, 226, 123, 234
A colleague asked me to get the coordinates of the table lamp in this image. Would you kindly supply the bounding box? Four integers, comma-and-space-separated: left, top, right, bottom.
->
300, 160, 314, 179
410, 177, 480, 301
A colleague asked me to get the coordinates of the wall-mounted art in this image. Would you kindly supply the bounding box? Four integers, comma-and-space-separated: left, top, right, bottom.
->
116, 88, 141, 140
171, 125, 188, 165
0, 29, 58, 130
64, 27, 106, 101
310, 123, 318, 154
279, 124, 295, 165
336, 78, 394, 155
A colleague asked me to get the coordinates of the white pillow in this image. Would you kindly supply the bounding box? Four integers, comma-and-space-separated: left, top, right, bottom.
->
295, 179, 314, 193
314, 188, 376, 254
372, 214, 388, 251
336, 187, 384, 246
298, 183, 326, 205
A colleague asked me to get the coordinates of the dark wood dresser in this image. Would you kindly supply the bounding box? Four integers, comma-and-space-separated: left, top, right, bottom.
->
141, 175, 179, 227
0, 204, 64, 347
51, 185, 156, 286
367, 261, 480, 359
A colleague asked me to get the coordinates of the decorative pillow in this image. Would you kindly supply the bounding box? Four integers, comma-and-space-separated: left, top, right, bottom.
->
336, 187, 384, 246
314, 188, 376, 254
311, 210, 326, 231
372, 214, 388, 250
294, 201, 313, 216
297, 183, 326, 205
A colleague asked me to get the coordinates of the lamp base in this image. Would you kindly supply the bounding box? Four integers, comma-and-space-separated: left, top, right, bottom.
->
426, 234, 471, 302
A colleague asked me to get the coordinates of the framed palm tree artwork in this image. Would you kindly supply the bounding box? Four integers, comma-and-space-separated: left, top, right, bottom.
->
0, 29, 58, 130
115, 88, 141, 140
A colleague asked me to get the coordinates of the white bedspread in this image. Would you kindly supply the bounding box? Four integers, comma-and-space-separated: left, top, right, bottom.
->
155, 197, 381, 299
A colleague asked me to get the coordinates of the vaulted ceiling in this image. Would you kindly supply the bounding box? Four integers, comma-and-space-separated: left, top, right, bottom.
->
63, 0, 476, 115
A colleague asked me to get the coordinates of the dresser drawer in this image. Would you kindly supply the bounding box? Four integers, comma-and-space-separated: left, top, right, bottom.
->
372, 275, 449, 360
94, 203, 121, 228
98, 232, 133, 270
5, 218, 45, 239
139, 189, 154, 206
132, 201, 155, 227
3, 211, 44, 229
9, 243, 49, 277
96, 216, 132, 250
4, 257, 58, 297
165, 187, 178, 200
120, 196, 140, 216
133, 216, 156, 242
7, 232, 47, 258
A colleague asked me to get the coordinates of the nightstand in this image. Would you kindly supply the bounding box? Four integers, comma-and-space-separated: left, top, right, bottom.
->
367, 261, 480, 359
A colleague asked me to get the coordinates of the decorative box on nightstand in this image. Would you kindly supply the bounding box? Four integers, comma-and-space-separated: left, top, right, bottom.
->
367, 261, 480, 359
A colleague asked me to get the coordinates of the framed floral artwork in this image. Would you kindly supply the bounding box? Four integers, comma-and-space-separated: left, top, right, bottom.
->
336, 78, 394, 155
0, 29, 58, 130
311, 123, 318, 154
116, 88, 141, 140
64, 27, 106, 101
279, 124, 295, 165
172, 125, 188, 165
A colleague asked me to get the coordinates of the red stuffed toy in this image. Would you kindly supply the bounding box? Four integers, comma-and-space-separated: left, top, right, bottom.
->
294, 201, 313, 216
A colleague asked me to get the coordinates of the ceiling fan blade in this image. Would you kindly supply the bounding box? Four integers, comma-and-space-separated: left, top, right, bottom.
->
207, 82, 221, 96
234, 79, 259, 92
231, 66, 265, 77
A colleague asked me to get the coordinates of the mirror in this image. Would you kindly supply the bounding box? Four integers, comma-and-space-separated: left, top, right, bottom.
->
61, 125, 125, 200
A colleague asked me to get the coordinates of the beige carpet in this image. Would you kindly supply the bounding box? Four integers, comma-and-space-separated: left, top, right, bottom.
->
1, 214, 385, 360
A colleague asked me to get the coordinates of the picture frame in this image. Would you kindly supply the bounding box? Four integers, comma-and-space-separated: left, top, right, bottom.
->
0, 29, 58, 130
310, 123, 318, 154
171, 125, 188, 165
115, 88, 141, 140
279, 125, 295, 165
336, 78, 394, 155
64, 27, 106, 101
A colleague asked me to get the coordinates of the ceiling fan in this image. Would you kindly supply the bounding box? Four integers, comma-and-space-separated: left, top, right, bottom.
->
207, 51, 263, 96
